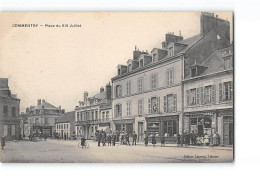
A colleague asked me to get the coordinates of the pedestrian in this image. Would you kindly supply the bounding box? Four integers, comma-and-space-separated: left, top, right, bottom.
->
102, 131, 106, 146
44, 134, 47, 141
181, 133, 185, 147
160, 135, 165, 147
152, 133, 156, 147
144, 135, 148, 147
216, 132, 220, 146
193, 132, 197, 146
191, 131, 195, 145
177, 133, 181, 147
64, 133, 67, 140
98, 132, 102, 147
132, 132, 137, 146
120, 133, 124, 145
107, 134, 112, 146
125, 133, 130, 146
81, 136, 86, 148
1, 136, 6, 150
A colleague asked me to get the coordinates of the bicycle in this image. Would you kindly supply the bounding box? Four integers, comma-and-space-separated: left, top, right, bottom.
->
78, 141, 89, 149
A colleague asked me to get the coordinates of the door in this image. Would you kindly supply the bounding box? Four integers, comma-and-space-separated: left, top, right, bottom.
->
198, 125, 203, 137
229, 123, 234, 145
138, 122, 144, 141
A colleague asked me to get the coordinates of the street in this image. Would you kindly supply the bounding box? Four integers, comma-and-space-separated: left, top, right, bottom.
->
0, 139, 233, 163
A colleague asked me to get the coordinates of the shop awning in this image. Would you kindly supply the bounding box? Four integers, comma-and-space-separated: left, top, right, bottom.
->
97, 126, 110, 131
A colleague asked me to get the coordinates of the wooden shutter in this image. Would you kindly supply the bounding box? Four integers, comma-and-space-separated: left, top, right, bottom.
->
196, 88, 200, 105
119, 104, 122, 117
212, 84, 216, 103
219, 83, 223, 102
114, 86, 117, 98
148, 98, 151, 114
156, 97, 160, 113
231, 81, 233, 101
114, 105, 117, 118
163, 96, 167, 113
186, 90, 190, 106
173, 94, 177, 112
200, 87, 204, 105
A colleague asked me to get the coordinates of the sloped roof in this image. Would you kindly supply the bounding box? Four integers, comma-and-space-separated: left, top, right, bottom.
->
56, 111, 75, 123
34, 101, 59, 110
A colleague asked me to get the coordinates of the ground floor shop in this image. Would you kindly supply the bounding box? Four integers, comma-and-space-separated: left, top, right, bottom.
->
32, 125, 54, 137
75, 123, 98, 139
0, 120, 20, 140
113, 119, 135, 135
184, 109, 233, 146
146, 115, 179, 144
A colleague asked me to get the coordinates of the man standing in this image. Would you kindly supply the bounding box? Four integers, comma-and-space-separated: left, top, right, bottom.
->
1, 136, 6, 150
125, 133, 130, 146
132, 132, 137, 146
98, 131, 102, 147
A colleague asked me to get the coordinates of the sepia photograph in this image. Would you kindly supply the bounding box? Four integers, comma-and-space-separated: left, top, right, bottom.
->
0, 11, 233, 163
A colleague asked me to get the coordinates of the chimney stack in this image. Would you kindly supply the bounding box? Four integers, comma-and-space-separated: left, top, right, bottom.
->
37, 99, 41, 105
100, 87, 104, 93
106, 82, 112, 100
42, 99, 45, 103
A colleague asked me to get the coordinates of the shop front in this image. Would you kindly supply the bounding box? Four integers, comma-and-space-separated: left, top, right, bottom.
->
218, 109, 233, 146
146, 115, 179, 143
32, 125, 52, 137
113, 119, 134, 135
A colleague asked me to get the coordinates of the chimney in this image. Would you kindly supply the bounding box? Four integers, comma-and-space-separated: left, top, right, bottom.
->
106, 82, 112, 100
133, 47, 142, 61
100, 87, 104, 93
84, 91, 88, 101
37, 99, 41, 105
42, 99, 45, 103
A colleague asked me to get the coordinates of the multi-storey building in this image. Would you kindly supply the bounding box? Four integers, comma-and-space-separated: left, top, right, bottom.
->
111, 12, 231, 143
0, 78, 21, 140
22, 99, 64, 137
183, 46, 233, 146
55, 111, 75, 139
75, 83, 112, 139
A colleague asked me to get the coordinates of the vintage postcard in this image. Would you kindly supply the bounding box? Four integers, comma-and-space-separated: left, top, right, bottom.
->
0, 12, 233, 163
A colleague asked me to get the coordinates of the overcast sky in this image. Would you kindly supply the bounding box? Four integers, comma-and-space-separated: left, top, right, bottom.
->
0, 12, 232, 113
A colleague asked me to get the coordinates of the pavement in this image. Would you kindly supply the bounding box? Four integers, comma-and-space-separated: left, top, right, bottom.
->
0, 139, 233, 163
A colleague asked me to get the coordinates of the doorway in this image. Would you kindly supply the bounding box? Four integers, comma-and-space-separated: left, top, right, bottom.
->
138, 122, 144, 141
229, 123, 234, 145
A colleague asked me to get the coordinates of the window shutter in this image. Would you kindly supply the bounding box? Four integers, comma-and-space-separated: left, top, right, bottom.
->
156, 97, 160, 113
219, 83, 223, 102
231, 81, 233, 101
172, 67, 174, 85
186, 90, 190, 106
200, 87, 204, 105
148, 98, 151, 114
196, 88, 200, 105
173, 94, 177, 112
129, 81, 131, 94
212, 84, 216, 103
163, 96, 167, 113
114, 105, 117, 118
166, 70, 169, 85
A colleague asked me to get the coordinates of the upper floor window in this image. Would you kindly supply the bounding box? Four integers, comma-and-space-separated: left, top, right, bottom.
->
191, 67, 197, 77
224, 57, 233, 70
151, 74, 158, 89
35, 118, 40, 124
44, 118, 48, 125
115, 85, 122, 98
126, 101, 131, 116
126, 81, 131, 95
114, 104, 122, 118
138, 99, 144, 116
204, 85, 212, 104
148, 97, 160, 114
166, 68, 174, 86
187, 85, 216, 106
153, 53, 158, 62
12, 107, 16, 117
106, 111, 109, 120
3, 105, 8, 117
163, 94, 177, 113
169, 46, 174, 56
102, 112, 105, 121
223, 81, 232, 101
138, 77, 144, 93
95, 110, 98, 120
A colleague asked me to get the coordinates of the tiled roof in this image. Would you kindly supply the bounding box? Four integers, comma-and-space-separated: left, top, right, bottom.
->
34, 101, 59, 110
56, 111, 75, 123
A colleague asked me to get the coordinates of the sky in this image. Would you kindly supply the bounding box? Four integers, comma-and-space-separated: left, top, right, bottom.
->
0, 12, 233, 113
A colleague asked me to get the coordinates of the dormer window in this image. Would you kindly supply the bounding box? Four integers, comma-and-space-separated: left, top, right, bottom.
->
153, 53, 158, 62
140, 59, 144, 67
95, 98, 98, 104
128, 64, 132, 72
169, 46, 174, 56
191, 67, 197, 77
224, 57, 233, 70
118, 68, 121, 75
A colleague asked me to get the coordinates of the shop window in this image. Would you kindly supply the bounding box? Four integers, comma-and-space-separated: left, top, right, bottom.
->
163, 121, 177, 137
204, 118, 212, 128
115, 124, 121, 132
122, 124, 126, 133
147, 122, 160, 136
190, 118, 198, 125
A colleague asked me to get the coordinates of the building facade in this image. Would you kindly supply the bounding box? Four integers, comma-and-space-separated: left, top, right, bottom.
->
22, 99, 64, 137
75, 83, 112, 139
0, 78, 21, 140
55, 111, 75, 139
183, 47, 233, 146
111, 12, 231, 143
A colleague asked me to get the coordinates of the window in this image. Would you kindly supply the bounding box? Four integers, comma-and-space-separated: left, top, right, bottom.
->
140, 59, 144, 67
95, 110, 98, 120
153, 53, 158, 62
86, 112, 90, 120
169, 46, 174, 56
126, 101, 131, 116
151, 74, 158, 89
44, 118, 48, 125
166, 68, 174, 86
224, 57, 233, 70
35, 118, 39, 124
77, 113, 79, 121
224, 81, 232, 101
138, 99, 144, 116
191, 67, 197, 77
190, 89, 196, 105
106, 111, 109, 120
204, 85, 212, 104
164, 94, 177, 113
128, 64, 132, 72
148, 97, 160, 114
3, 105, 8, 117
138, 77, 144, 93
102, 112, 105, 121
91, 111, 94, 120
67, 124, 69, 129
126, 81, 131, 95
115, 85, 122, 98
12, 107, 16, 117
114, 104, 122, 117
11, 125, 15, 136
163, 120, 177, 137
3, 125, 8, 136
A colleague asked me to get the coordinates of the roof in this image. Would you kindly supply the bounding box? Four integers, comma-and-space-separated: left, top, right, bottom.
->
34, 101, 59, 110
56, 111, 75, 123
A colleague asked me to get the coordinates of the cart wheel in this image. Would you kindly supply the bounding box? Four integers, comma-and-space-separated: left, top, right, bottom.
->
78, 142, 82, 148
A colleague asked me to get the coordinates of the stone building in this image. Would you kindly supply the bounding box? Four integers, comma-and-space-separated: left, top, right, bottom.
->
55, 111, 75, 139
75, 83, 112, 139
22, 99, 64, 137
111, 12, 231, 143
183, 46, 233, 146
0, 78, 21, 140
